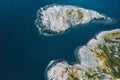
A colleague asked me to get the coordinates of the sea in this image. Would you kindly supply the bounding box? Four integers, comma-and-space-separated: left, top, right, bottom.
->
0, 0, 120, 80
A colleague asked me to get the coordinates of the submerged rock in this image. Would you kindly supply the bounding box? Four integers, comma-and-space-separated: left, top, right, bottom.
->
36, 5, 112, 35
46, 29, 120, 80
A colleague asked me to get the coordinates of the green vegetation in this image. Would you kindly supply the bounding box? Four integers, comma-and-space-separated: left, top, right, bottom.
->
65, 9, 83, 20
102, 31, 120, 43
92, 43, 120, 78
67, 74, 79, 80
76, 9, 83, 20
65, 9, 73, 18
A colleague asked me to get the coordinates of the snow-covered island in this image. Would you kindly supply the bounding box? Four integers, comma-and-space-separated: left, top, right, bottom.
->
46, 29, 120, 80
36, 5, 112, 35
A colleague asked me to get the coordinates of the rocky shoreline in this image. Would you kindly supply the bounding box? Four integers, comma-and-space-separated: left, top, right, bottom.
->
36, 5, 112, 35
46, 29, 120, 80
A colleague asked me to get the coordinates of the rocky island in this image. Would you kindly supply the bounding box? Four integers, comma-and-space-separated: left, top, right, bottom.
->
36, 5, 112, 35
46, 29, 120, 80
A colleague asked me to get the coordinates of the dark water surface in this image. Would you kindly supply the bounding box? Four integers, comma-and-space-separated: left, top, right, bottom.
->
0, 0, 120, 80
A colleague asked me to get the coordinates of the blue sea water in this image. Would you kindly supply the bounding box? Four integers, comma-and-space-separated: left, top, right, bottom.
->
0, 0, 120, 80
